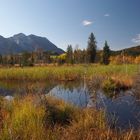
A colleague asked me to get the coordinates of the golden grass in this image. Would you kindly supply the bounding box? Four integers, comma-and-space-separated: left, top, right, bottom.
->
0, 95, 140, 140
0, 96, 46, 140
0, 64, 138, 91
0, 64, 138, 81
0, 64, 139, 139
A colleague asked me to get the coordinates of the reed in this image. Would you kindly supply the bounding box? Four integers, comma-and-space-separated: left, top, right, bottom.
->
0, 64, 138, 82
0, 95, 140, 140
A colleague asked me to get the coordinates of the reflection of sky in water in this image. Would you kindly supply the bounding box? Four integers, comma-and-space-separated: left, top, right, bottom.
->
49, 87, 140, 129
49, 85, 90, 107
0, 81, 140, 129
98, 91, 140, 129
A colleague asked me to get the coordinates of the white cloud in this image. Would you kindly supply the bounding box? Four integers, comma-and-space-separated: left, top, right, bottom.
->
82, 20, 93, 26
132, 34, 140, 44
104, 14, 110, 17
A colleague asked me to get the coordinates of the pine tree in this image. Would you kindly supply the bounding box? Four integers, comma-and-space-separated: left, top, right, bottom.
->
66, 45, 73, 64
102, 41, 111, 65
87, 33, 97, 63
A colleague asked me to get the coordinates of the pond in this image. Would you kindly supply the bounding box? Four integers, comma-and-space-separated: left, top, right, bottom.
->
0, 80, 140, 130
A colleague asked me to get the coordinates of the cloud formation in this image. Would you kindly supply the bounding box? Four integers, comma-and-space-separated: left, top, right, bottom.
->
104, 14, 110, 17
132, 34, 140, 44
82, 20, 93, 26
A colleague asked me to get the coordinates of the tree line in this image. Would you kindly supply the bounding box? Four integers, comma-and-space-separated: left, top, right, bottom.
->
63, 32, 111, 65
1, 32, 139, 67
56, 33, 140, 65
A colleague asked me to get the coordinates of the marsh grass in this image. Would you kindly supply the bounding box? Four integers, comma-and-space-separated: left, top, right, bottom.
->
101, 76, 132, 92
45, 96, 77, 126
0, 95, 106, 140
0, 64, 139, 139
0, 95, 140, 140
0, 96, 46, 140
0, 64, 138, 81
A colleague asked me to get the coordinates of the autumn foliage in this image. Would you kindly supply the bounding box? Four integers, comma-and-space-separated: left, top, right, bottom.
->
110, 55, 136, 64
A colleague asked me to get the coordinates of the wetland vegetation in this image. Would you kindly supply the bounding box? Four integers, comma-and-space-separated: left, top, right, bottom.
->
0, 64, 139, 139
0, 32, 139, 139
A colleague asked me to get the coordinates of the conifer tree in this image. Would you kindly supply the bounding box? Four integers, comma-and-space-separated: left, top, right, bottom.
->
87, 33, 97, 63
66, 45, 73, 64
102, 41, 111, 65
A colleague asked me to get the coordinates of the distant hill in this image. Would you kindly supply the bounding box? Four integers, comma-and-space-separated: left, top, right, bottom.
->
0, 33, 64, 55
111, 45, 140, 56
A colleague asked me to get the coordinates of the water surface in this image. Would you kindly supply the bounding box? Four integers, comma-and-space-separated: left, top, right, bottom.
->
0, 80, 140, 130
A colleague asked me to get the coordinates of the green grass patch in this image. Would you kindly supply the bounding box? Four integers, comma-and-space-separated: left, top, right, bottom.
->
0, 64, 138, 81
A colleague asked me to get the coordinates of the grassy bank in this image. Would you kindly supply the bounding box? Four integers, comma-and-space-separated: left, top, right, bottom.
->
0, 95, 139, 140
0, 64, 138, 80
0, 64, 138, 91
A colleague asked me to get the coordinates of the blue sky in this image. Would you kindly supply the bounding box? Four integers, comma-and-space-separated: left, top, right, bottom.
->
0, 0, 140, 51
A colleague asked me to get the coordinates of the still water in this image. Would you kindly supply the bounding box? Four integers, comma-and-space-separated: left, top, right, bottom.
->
0, 80, 140, 129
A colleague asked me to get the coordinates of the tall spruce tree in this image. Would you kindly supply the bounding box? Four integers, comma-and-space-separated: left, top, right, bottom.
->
102, 41, 111, 65
66, 45, 73, 64
87, 33, 97, 63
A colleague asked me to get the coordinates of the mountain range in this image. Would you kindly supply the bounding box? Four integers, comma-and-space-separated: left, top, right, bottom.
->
0, 33, 140, 56
0, 33, 64, 55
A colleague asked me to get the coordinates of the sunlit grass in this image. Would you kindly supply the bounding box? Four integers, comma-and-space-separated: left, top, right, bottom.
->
0, 95, 140, 140
0, 95, 106, 140
0, 64, 139, 139
0, 64, 138, 81
0, 96, 46, 140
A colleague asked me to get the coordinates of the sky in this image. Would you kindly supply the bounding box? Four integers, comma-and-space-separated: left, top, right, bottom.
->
0, 0, 140, 51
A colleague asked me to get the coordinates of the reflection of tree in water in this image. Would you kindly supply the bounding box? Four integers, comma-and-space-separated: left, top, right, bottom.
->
19, 80, 58, 95
59, 81, 90, 105
0, 80, 87, 97
59, 81, 84, 93
0, 81, 20, 90
86, 76, 103, 107
48, 81, 90, 107
0, 81, 24, 96
73, 75, 140, 129
133, 73, 140, 100
86, 76, 124, 108
0, 80, 58, 96
132, 73, 140, 124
